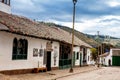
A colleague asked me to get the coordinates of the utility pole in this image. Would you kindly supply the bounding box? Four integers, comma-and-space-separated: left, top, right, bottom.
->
103, 43, 104, 54
101, 43, 102, 55
97, 31, 100, 67
69, 0, 77, 73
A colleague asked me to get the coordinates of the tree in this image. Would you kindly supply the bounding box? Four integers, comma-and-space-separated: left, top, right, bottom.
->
90, 48, 98, 61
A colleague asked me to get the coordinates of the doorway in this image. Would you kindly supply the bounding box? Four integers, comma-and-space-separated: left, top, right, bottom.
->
108, 59, 111, 66
80, 53, 82, 67
46, 51, 51, 71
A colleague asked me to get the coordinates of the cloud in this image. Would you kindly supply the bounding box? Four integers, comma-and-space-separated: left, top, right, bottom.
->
11, 0, 45, 17
11, 0, 120, 20
11, 0, 120, 38
107, 0, 120, 7
46, 15, 120, 38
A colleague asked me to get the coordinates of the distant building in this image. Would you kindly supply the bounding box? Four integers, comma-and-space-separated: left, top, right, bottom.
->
109, 39, 120, 46
0, 0, 11, 13
99, 48, 120, 66
103, 35, 120, 47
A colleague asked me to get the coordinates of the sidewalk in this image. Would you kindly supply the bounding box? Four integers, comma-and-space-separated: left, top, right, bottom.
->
49, 66, 100, 80
1, 66, 100, 80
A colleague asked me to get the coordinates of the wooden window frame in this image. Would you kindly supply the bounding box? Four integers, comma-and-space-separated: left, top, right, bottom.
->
12, 38, 28, 60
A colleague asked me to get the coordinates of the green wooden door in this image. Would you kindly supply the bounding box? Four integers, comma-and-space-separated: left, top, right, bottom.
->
112, 56, 120, 66
73, 52, 76, 66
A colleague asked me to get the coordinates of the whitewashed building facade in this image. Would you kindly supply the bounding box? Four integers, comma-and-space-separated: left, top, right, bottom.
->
0, 31, 60, 71
0, 0, 92, 74
73, 46, 91, 66
99, 48, 120, 66
0, 0, 11, 13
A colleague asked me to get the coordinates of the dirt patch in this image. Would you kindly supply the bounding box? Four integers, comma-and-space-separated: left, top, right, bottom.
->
47, 73, 56, 75
0, 74, 19, 80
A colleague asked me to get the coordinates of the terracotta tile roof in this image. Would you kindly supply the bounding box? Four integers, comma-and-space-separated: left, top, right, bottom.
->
99, 52, 109, 57
0, 11, 91, 48
112, 49, 120, 56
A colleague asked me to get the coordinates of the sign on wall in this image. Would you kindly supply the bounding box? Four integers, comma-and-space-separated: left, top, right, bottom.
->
53, 49, 58, 66
33, 48, 38, 57
39, 49, 44, 57
46, 41, 53, 51
33, 48, 44, 57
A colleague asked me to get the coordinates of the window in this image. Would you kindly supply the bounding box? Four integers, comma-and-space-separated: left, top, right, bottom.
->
12, 38, 28, 60
76, 52, 79, 59
88, 56, 89, 61
1, 0, 10, 5
4, 0, 7, 4
104, 59, 105, 62
73, 51, 76, 59
43, 50, 46, 64
6, 0, 10, 5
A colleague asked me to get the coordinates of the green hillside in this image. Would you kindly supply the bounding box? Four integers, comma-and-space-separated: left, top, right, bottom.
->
57, 25, 98, 47
41, 22, 98, 47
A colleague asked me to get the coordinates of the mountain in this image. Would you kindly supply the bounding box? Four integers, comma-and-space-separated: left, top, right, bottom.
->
39, 22, 120, 48
86, 34, 119, 41
41, 22, 98, 47
86, 34, 120, 45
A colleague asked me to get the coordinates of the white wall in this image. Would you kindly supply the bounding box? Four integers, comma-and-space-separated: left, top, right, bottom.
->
106, 50, 112, 66
73, 47, 80, 66
0, 2, 11, 13
104, 48, 120, 66
99, 52, 112, 66
73, 47, 91, 66
51, 42, 59, 67
0, 31, 59, 71
103, 55, 112, 66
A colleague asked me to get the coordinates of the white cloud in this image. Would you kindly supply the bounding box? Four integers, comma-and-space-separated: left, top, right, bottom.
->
30, 0, 70, 5
45, 15, 120, 38
11, 0, 45, 13
107, 0, 120, 7
11, 0, 120, 38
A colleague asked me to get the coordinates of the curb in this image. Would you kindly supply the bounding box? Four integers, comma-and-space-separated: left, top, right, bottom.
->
51, 67, 101, 80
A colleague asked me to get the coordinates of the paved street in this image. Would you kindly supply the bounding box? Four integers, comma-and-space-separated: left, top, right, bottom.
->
1, 66, 120, 80
57, 67, 120, 80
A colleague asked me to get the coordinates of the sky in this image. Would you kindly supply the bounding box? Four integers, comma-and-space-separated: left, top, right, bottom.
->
11, 0, 120, 38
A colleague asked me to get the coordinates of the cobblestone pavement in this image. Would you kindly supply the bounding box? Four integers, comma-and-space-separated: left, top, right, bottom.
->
1, 66, 99, 80
57, 67, 120, 80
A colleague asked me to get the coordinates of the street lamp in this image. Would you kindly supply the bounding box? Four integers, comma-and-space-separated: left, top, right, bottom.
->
69, 0, 77, 73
